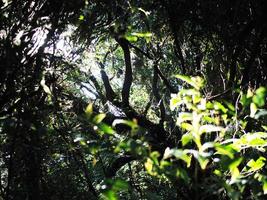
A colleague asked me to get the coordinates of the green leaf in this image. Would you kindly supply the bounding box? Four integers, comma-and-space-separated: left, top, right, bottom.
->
250, 102, 258, 118
98, 123, 115, 135
215, 144, 235, 159
79, 15, 84, 21
181, 133, 193, 146
175, 75, 204, 90
145, 158, 157, 176
214, 102, 228, 113
247, 157, 266, 172
131, 32, 152, 38
85, 103, 93, 117
180, 122, 193, 131
223, 101, 235, 112
199, 125, 224, 134
229, 157, 243, 171
253, 87, 267, 107
177, 112, 193, 123
125, 35, 138, 42
103, 190, 117, 200
170, 94, 181, 110
93, 113, 106, 124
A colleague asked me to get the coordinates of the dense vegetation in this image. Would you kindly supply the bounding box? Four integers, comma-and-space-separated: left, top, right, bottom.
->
1, 0, 267, 199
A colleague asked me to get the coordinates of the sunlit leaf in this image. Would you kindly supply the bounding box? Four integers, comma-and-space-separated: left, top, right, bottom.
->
214, 102, 228, 113
253, 87, 267, 107
93, 113, 106, 124
125, 35, 138, 42
98, 123, 115, 135
215, 144, 235, 159
175, 75, 204, 90
247, 157, 266, 172
103, 190, 117, 200
199, 125, 224, 134
180, 122, 193, 131
181, 133, 193, 146
250, 102, 258, 118
79, 15, 84, 21
85, 103, 93, 117
197, 155, 209, 170
145, 158, 157, 176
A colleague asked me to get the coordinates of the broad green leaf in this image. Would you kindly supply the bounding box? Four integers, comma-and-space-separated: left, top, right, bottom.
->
175, 75, 204, 90
230, 167, 240, 183
125, 35, 138, 42
103, 190, 117, 200
131, 32, 152, 38
223, 101, 235, 112
229, 157, 243, 172
247, 157, 266, 172
197, 155, 209, 170
177, 112, 192, 125
180, 122, 193, 131
213, 169, 222, 176
253, 87, 267, 107
250, 102, 257, 118
214, 102, 228, 113
181, 133, 193, 146
145, 158, 157, 176
247, 88, 254, 98
150, 151, 160, 165
79, 15, 84, 21
85, 103, 93, 117
93, 113, 106, 124
215, 145, 235, 159
248, 138, 267, 146
98, 123, 115, 135
170, 95, 181, 110
199, 125, 224, 134
240, 92, 252, 107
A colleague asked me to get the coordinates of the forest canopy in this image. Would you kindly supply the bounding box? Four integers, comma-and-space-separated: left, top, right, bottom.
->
1, 0, 267, 199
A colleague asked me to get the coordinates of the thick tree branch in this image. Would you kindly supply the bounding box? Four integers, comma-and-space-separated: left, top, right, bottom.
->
98, 62, 116, 101
153, 65, 166, 126
116, 37, 132, 106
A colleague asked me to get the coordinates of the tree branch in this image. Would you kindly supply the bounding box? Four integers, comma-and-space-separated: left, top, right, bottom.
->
116, 37, 132, 106
98, 62, 116, 101
153, 65, 166, 126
